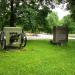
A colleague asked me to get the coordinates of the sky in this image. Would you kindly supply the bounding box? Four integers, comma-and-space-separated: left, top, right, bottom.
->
52, 3, 70, 20
39, 2, 70, 20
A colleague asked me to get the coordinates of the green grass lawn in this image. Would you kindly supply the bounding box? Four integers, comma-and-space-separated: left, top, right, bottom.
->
0, 40, 75, 75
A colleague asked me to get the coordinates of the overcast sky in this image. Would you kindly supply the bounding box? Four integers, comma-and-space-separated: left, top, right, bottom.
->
52, 3, 70, 20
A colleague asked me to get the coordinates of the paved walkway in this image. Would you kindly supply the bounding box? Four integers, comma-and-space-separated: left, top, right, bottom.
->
26, 33, 75, 40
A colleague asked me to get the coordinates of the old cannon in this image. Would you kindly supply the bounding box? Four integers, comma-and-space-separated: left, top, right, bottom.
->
0, 27, 27, 49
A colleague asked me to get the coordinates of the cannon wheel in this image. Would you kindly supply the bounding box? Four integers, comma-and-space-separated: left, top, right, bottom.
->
0, 32, 6, 49
20, 33, 27, 48
1, 39, 6, 49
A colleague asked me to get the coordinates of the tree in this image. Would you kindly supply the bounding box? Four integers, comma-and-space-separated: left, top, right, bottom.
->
46, 12, 59, 32
15, 0, 52, 32
0, 0, 62, 31
36, 6, 51, 32
63, 15, 75, 33
67, 0, 75, 20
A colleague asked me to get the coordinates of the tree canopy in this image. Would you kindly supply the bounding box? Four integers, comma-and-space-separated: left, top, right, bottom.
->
0, 0, 54, 31
0, 0, 75, 32
67, 0, 75, 20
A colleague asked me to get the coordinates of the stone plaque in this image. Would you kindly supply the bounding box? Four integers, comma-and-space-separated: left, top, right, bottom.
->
52, 26, 68, 44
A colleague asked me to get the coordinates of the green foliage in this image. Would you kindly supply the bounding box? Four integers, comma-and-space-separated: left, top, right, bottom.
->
67, 0, 75, 20
62, 15, 75, 33
0, 0, 10, 30
0, 0, 55, 31
36, 6, 51, 33
17, 5, 51, 33
46, 12, 59, 33
55, 0, 62, 4
0, 0, 66, 32
16, 1, 39, 32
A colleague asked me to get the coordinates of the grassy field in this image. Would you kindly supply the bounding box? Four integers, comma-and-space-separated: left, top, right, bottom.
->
0, 40, 75, 75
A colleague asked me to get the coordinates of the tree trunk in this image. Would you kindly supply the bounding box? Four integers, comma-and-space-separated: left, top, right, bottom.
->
10, 0, 15, 27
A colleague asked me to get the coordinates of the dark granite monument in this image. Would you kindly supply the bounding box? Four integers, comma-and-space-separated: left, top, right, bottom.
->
51, 26, 68, 45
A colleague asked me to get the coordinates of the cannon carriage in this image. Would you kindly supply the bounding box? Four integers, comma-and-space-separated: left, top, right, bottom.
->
0, 27, 27, 49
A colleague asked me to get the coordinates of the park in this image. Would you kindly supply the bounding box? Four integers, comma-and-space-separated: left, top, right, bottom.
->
0, 0, 75, 75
